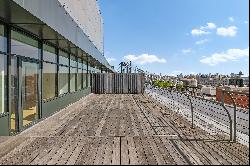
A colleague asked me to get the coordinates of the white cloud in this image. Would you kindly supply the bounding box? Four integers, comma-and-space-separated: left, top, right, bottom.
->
200, 47, 249, 66
195, 39, 210, 45
182, 49, 192, 54
123, 54, 166, 65
201, 23, 217, 30
191, 29, 210, 36
106, 57, 116, 63
229, 17, 234, 22
216, 26, 237, 37
244, 20, 249, 24
191, 22, 216, 36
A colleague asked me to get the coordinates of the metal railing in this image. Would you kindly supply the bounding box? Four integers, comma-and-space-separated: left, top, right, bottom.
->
146, 85, 249, 144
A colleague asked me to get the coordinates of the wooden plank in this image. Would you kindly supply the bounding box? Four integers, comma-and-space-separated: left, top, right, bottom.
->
121, 137, 130, 165
126, 137, 139, 165
102, 137, 115, 165
111, 137, 120, 165
146, 136, 166, 165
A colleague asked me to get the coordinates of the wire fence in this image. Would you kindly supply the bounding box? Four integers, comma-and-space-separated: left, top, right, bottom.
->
145, 85, 249, 146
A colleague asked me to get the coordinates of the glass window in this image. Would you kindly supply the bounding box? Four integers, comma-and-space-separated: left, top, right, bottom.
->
70, 67, 77, 92
0, 24, 7, 52
11, 30, 39, 59
21, 61, 39, 127
77, 68, 82, 90
43, 62, 57, 100
83, 69, 87, 88
43, 44, 57, 63
59, 50, 69, 66
87, 72, 91, 87
82, 60, 87, 70
59, 66, 69, 95
70, 55, 77, 67
10, 56, 18, 132
0, 54, 7, 113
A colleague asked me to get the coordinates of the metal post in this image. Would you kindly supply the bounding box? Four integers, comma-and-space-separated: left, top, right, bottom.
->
226, 91, 237, 143
187, 95, 194, 129
221, 90, 233, 142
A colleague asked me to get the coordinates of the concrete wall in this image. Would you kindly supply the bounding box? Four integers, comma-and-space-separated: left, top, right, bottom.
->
58, 0, 104, 54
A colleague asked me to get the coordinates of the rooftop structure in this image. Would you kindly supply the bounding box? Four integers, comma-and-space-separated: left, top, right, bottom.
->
0, 94, 249, 165
0, 0, 114, 136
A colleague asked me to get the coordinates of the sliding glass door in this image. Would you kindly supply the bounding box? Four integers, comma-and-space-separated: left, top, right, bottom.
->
20, 60, 39, 127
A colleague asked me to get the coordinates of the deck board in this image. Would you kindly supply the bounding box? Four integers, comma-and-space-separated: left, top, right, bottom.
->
0, 94, 248, 165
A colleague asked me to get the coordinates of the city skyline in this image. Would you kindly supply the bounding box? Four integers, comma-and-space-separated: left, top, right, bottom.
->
99, 0, 249, 76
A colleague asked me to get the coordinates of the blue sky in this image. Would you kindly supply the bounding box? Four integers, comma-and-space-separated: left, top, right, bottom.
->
99, 0, 249, 76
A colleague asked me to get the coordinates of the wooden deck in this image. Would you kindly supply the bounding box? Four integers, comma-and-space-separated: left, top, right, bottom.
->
0, 94, 249, 165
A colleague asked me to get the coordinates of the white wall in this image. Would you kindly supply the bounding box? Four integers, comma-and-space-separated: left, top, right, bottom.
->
58, 0, 104, 54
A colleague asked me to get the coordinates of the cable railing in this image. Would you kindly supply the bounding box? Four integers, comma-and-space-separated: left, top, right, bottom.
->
145, 85, 249, 146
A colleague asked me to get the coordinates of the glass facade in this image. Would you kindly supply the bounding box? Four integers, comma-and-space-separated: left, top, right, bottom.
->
43, 44, 57, 63
70, 67, 77, 92
0, 24, 7, 51
59, 66, 69, 95
59, 50, 69, 66
0, 54, 6, 114
43, 62, 57, 100
77, 59, 83, 90
0, 24, 6, 114
10, 56, 18, 132
0, 20, 110, 135
11, 30, 40, 59
83, 61, 88, 88
42, 44, 57, 100
21, 61, 39, 127
70, 55, 77, 67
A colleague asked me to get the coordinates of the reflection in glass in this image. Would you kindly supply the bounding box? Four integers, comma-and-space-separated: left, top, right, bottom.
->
21, 62, 38, 127
82, 60, 87, 70
83, 70, 87, 88
43, 44, 57, 62
59, 66, 69, 95
10, 56, 18, 132
43, 62, 56, 100
11, 30, 39, 59
0, 54, 6, 113
87, 73, 91, 87
0, 24, 7, 52
77, 68, 82, 90
70, 55, 77, 67
59, 50, 69, 66
70, 67, 77, 92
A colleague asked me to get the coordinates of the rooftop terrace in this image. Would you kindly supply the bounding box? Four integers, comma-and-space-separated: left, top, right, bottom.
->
0, 94, 249, 165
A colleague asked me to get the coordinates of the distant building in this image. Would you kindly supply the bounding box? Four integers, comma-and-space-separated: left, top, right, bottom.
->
216, 86, 249, 109
180, 78, 198, 87
229, 78, 244, 87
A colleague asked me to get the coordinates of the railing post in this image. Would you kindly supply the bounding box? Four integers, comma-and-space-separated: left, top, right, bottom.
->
233, 100, 237, 142
221, 90, 235, 142
227, 91, 237, 143
187, 95, 194, 129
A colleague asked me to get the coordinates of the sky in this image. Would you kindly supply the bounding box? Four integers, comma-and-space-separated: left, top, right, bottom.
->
99, 0, 249, 76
